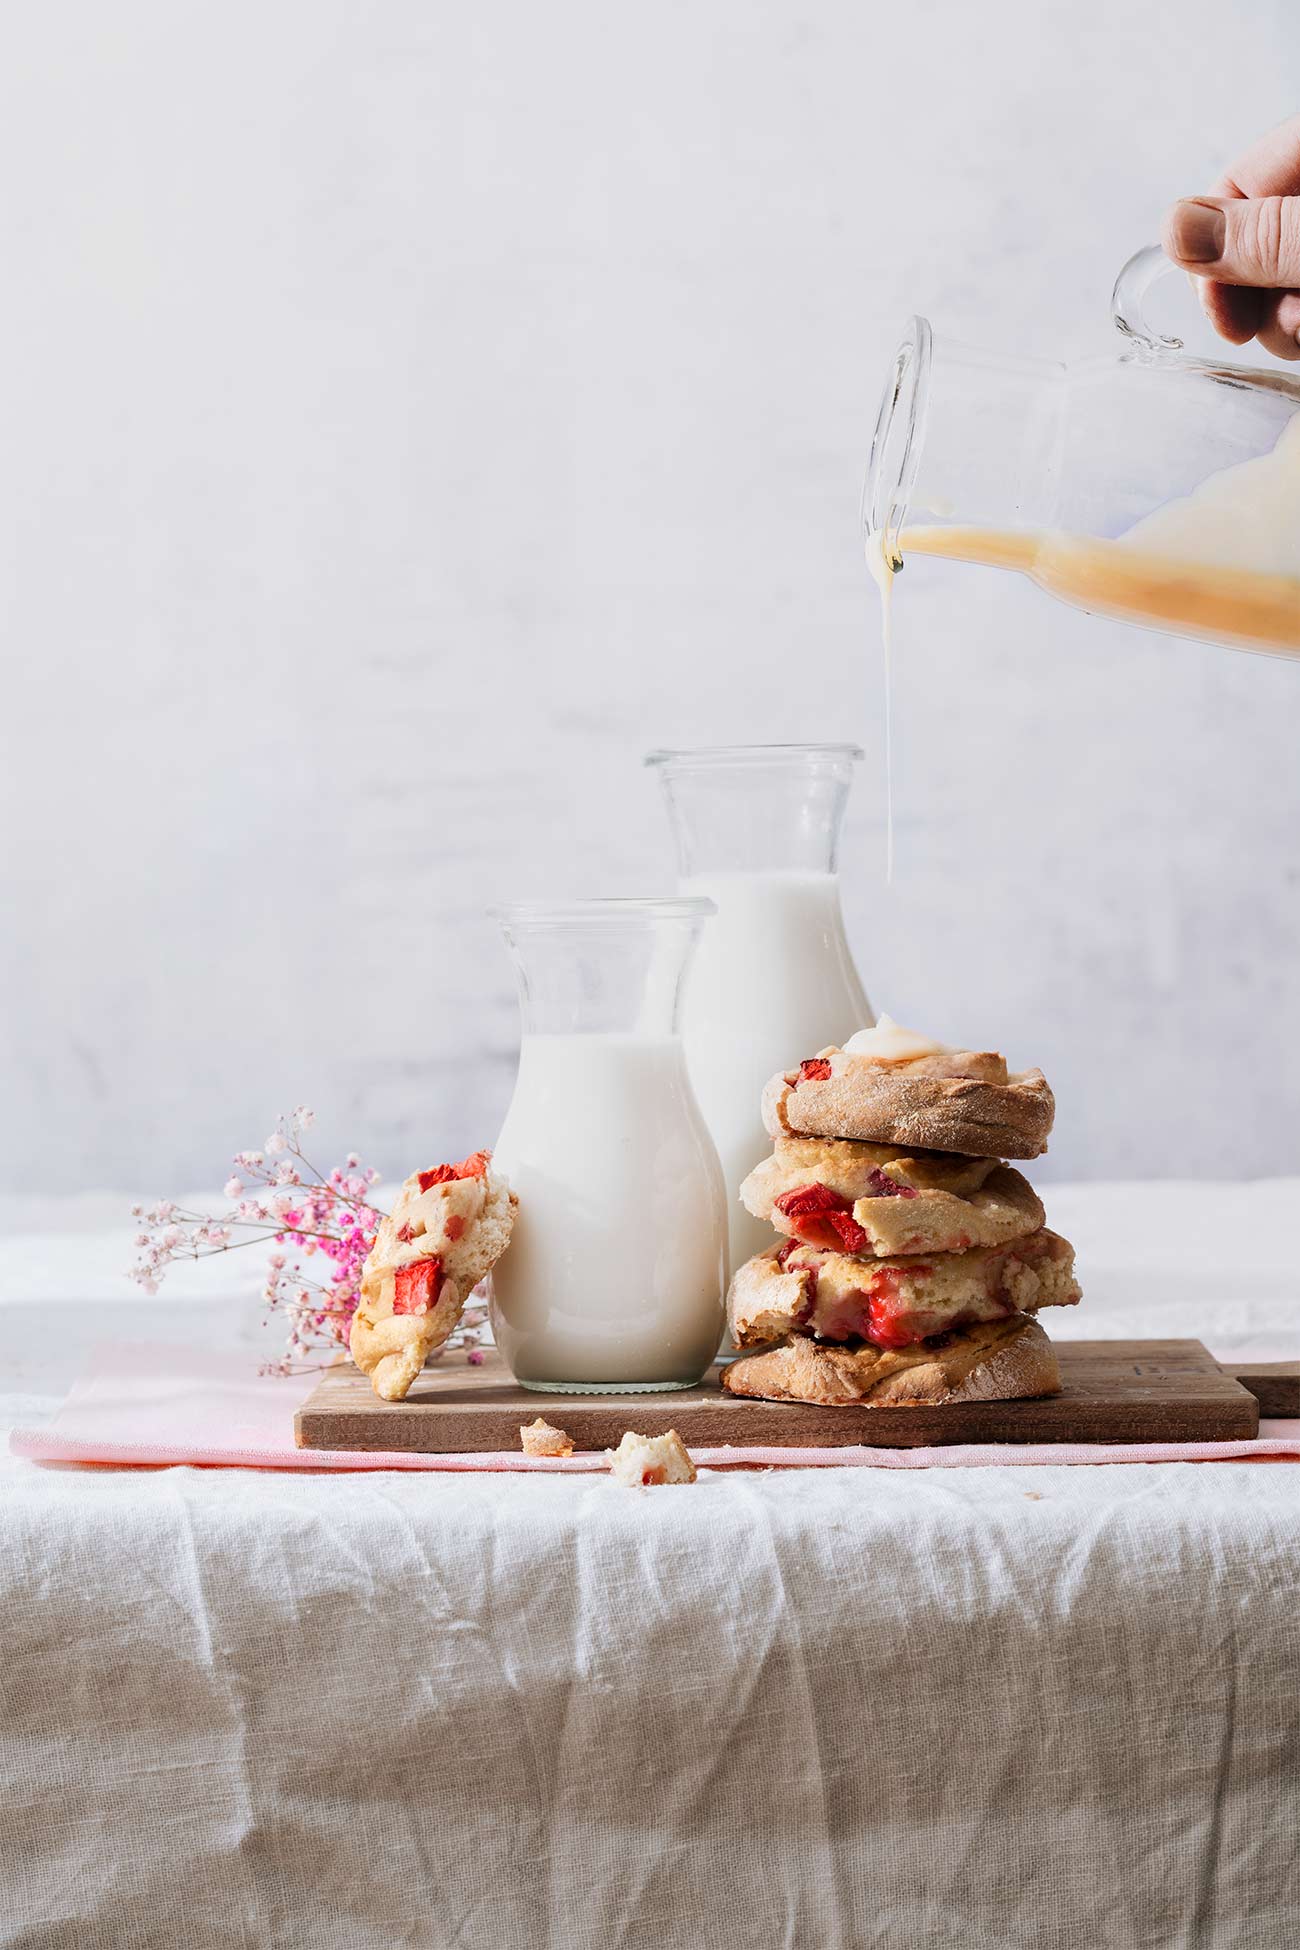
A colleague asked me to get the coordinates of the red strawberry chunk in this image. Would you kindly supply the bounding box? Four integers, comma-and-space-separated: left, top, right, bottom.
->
775, 1182, 868, 1254
798, 1058, 832, 1083
393, 1257, 445, 1317
444, 1214, 466, 1242
417, 1151, 491, 1194
395, 1223, 416, 1244
825, 1210, 869, 1253
775, 1182, 846, 1219
863, 1265, 933, 1348
865, 1166, 918, 1200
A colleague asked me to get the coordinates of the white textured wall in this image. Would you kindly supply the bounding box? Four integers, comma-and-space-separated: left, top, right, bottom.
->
2, 0, 1298, 1193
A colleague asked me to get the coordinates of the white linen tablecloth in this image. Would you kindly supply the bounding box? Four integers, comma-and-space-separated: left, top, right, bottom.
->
2, 1181, 1298, 1950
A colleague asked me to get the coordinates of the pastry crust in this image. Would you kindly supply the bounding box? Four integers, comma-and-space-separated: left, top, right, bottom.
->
721, 1314, 1062, 1407
728, 1228, 1080, 1350
349, 1151, 517, 1401
761, 1049, 1055, 1159
349, 1296, 464, 1404
741, 1139, 1043, 1256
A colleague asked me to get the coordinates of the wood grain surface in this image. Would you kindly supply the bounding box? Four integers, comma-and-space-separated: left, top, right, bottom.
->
295, 1339, 1262, 1453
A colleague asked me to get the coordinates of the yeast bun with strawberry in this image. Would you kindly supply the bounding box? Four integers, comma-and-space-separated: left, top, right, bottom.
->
740, 1136, 1043, 1258
761, 1015, 1054, 1161
349, 1151, 516, 1401
726, 1017, 1079, 1410
728, 1230, 1079, 1353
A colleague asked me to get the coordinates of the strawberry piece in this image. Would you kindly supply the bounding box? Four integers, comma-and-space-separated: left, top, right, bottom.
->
393, 1256, 445, 1317
444, 1214, 466, 1242
798, 1058, 832, 1083
395, 1223, 416, 1244
865, 1166, 918, 1200
774, 1182, 868, 1254
775, 1182, 846, 1219
417, 1150, 491, 1194
862, 1265, 933, 1349
825, 1210, 869, 1253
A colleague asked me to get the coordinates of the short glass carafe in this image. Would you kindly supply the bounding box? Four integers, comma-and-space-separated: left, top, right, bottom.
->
863, 245, 1300, 655
646, 745, 873, 1274
488, 898, 727, 1392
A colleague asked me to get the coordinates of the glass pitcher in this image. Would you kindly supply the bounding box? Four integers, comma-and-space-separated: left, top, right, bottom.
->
863, 245, 1300, 655
646, 745, 873, 1275
488, 898, 727, 1392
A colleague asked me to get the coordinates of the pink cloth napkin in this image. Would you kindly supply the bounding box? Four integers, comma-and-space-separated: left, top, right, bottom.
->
8, 1340, 1300, 1472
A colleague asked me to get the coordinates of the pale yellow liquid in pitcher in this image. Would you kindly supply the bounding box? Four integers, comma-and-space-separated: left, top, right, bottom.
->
870, 414, 1300, 657
893, 526, 1300, 654
866, 418, 1300, 876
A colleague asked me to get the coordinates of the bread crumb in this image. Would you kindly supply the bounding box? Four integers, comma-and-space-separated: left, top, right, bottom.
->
607, 1429, 697, 1487
520, 1417, 574, 1459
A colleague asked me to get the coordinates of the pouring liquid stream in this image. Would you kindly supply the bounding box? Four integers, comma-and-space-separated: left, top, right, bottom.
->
866, 531, 898, 882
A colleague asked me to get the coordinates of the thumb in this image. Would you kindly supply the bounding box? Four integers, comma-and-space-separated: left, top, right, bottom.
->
1163, 195, 1300, 288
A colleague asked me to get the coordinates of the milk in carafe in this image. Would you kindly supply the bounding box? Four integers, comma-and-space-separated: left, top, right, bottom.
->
648, 747, 873, 1275
491, 1031, 726, 1388
488, 897, 727, 1390
679, 869, 871, 1269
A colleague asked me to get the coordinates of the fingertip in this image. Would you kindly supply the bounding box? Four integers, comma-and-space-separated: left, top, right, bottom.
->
1161, 197, 1227, 268
1271, 290, 1300, 340
1199, 278, 1268, 345
1256, 299, 1300, 362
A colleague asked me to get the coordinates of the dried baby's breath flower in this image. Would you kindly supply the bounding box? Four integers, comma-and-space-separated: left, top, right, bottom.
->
128, 1110, 487, 1373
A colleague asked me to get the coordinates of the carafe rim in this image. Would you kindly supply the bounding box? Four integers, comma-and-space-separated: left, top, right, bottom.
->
645, 742, 863, 771
489, 896, 717, 927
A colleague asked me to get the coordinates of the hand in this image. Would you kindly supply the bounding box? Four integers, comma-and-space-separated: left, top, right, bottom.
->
1162, 116, 1300, 361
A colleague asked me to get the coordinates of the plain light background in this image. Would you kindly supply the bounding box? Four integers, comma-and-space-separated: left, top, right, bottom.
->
2, 0, 1298, 1195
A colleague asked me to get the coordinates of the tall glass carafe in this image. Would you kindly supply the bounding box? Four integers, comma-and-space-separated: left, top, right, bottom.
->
488, 898, 726, 1392
646, 746, 873, 1272
863, 246, 1300, 654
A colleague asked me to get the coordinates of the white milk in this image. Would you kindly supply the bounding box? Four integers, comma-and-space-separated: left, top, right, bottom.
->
489, 1032, 727, 1389
678, 870, 872, 1271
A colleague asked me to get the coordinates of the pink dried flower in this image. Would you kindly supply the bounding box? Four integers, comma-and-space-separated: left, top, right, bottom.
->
127, 1109, 489, 1376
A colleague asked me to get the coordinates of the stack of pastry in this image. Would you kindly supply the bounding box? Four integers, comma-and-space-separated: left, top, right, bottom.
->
722, 1019, 1081, 1407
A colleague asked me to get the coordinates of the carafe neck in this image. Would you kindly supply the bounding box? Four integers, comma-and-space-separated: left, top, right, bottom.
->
491, 899, 715, 1038
646, 744, 863, 877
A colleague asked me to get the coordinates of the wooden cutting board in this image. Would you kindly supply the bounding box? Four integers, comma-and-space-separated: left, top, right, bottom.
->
294, 1339, 1279, 1454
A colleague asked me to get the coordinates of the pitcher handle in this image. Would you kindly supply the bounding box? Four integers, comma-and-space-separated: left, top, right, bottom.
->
1111, 244, 1185, 352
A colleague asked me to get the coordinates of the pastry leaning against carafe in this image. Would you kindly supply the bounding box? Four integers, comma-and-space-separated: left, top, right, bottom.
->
723, 1017, 1081, 1408
350, 1150, 517, 1401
